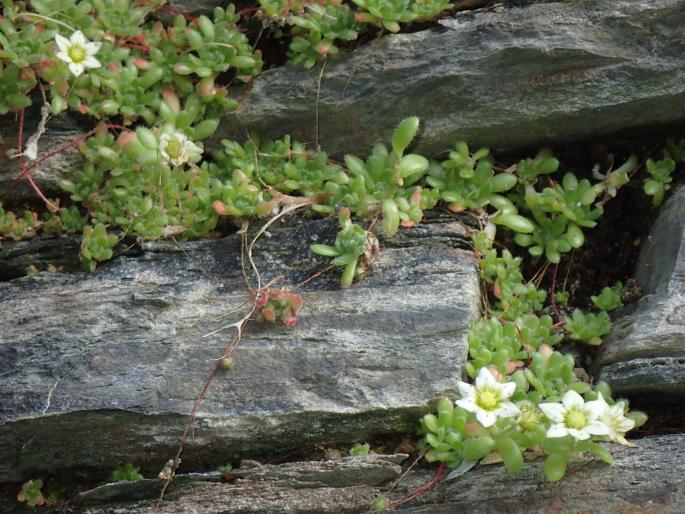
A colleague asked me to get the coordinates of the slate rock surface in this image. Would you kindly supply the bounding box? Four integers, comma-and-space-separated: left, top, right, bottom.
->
78, 454, 406, 509
0, 111, 86, 204
216, 0, 685, 158
597, 185, 685, 396
79, 435, 685, 513
0, 215, 479, 483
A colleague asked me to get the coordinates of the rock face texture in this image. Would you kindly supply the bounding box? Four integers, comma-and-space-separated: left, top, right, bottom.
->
78, 435, 685, 513
0, 215, 479, 483
0, 112, 85, 203
216, 0, 685, 158
597, 185, 685, 396
78, 454, 407, 510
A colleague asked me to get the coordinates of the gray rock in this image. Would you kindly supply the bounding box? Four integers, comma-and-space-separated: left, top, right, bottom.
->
78, 454, 406, 508
0, 112, 86, 204
215, 0, 685, 158
597, 185, 685, 395
81, 435, 685, 513
0, 215, 479, 483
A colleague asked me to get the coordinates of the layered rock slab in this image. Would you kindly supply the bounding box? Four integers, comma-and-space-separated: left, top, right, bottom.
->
78, 435, 685, 513
216, 0, 685, 158
597, 185, 685, 396
0, 215, 479, 483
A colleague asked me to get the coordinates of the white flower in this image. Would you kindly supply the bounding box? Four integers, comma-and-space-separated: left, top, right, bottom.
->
55, 31, 101, 77
539, 390, 610, 441
456, 367, 520, 427
593, 393, 636, 446
159, 132, 203, 167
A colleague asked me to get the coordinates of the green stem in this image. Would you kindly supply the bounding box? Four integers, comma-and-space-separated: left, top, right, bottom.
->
341, 258, 357, 288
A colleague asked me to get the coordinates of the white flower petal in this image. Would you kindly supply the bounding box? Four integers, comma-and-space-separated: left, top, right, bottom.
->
68, 62, 84, 76
82, 56, 101, 69
586, 421, 610, 436
456, 399, 478, 414
476, 409, 497, 428
615, 416, 635, 433
56, 50, 71, 63
85, 41, 102, 55
546, 424, 569, 438
495, 401, 520, 418
71, 30, 86, 46
539, 402, 565, 423
475, 367, 496, 388
457, 381, 474, 399
55, 33, 70, 51
615, 435, 636, 447
561, 390, 584, 409
585, 400, 607, 419
568, 428, 590, 441
500, 381, 516, 398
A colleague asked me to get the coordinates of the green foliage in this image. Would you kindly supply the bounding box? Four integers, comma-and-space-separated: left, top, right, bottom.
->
257, 0, 454, 66
515, 149, 559, 185
644, 155, 675, 207
17, 479, 45, 507
112, 463, 143, 482
474, 232, 546, 319
501, 154, 638, 263
349, 442, 370, 456
426, 141, 517, 213
0, 202, 40, 241
81, 223, 118, 271
290, 3, 361, 68
255, 288, 304, 327
419, 228, 643, 483
591, 282, 625, 312
217, 463, 233, 478
0, 1, 261, 121
564, 309, 612, 346
372, 494, 389, 511
311, 208, 372, 288
353, 0, 418, 33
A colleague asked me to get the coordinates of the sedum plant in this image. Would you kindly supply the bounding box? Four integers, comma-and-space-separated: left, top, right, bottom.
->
0, 1, 261, 122
591, 282, 625, 312
349, 442, 371, 456
353, 0, 419, 32
644, 155, 676, 207
111, 463, 143, 482
289, 3, 362, 68
311, 208, 374, 288
564, 309, 612, 346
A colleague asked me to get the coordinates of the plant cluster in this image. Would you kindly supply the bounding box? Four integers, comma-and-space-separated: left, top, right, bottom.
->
17, 479, 46, 507
0, 0, 260, 119
256, 0, 455, 68
2, 1, 682, 499
419, 230, 648, 481
254, 287, 304, 327
643, 138, 684, 206
111, 463, 144, 482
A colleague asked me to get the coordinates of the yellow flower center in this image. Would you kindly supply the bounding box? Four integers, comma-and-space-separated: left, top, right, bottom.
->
565, 406, 588, 430
519, 403, 541, 431
476, 387, 500, 411
67, 44, 86, 63
165, 138, 182, 159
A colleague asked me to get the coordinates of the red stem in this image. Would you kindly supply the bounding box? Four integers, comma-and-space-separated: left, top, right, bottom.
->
17, 108, 25, 170
387, 462, 447, 510
8, 123, 131, 210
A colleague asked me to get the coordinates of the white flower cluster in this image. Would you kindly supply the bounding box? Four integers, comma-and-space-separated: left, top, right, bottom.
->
456, 368, 635, 444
